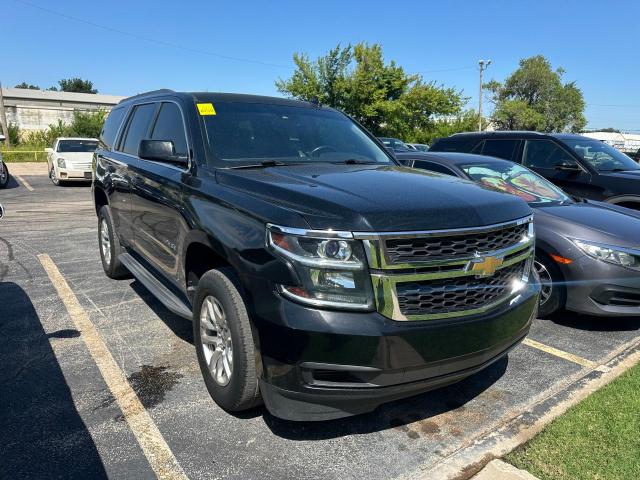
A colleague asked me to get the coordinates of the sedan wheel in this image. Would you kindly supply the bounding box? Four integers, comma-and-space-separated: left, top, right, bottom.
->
534, 260, 553, 306
200, 296, 233, 387
50, 165, 60, 186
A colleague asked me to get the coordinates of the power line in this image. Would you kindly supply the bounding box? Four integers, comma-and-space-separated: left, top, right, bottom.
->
13, 0, 291, 69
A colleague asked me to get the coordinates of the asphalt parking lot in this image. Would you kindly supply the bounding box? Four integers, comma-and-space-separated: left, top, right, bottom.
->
2, 172, 640, 480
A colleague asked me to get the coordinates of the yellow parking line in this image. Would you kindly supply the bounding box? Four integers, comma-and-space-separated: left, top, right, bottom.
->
523, 338, 598, 369
38, 254, 188, 480
14, 174, 34, 191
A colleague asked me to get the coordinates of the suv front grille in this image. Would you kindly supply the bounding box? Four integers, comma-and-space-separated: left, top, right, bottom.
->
356, 216, 534, 321
396, 262, 524, 316
385, 223, 528, 264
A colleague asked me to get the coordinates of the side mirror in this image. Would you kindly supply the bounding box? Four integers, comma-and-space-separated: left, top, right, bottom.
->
138, 140, 187, 165
45, 148, 54, 154
554, 161, 581, 172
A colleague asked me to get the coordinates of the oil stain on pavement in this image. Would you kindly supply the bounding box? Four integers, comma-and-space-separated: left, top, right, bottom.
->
127, 365, 183, 409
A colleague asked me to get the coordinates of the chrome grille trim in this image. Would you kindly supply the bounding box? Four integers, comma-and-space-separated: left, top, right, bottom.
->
362, 215, 534, 321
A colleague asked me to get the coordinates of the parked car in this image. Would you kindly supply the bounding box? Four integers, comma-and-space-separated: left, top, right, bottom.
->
93, 90, 539, 421
399, 151, 640, 318
430, 131, 640, 210
377, 136, 412, 152
46, 137, 99, 185
0, 134, 9, 188
408, 143, 430, 152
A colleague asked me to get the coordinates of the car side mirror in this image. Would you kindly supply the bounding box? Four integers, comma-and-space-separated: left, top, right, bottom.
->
138, 140, 188, 165
554, 161, 580, 172
45, 148, 54, 154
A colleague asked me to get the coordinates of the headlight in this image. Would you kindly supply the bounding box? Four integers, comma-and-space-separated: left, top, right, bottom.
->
57, 157, 67, 168
572, 239, 640, 270
267, 225, 373, 309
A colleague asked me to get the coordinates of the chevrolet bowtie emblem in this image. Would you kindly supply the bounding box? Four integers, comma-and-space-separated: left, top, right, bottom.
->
468, 255, 503, 277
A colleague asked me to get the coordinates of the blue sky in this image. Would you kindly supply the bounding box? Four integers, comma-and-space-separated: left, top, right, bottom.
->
4, 0, 639, 131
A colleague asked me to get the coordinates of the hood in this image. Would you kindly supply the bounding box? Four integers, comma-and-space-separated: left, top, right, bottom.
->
534, 201, 640, 248
56, 152, 94, 162
216, 164, 531, 231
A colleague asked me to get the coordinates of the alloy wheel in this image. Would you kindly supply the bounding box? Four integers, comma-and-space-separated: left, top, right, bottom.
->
50, 166, 59, 185
534, 260, 553, 306
200, 295, 233, 387
100, 218, 111, 267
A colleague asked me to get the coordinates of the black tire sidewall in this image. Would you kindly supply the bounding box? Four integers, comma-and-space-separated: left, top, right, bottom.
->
536, 253, 566, 317
0, 162, 8, 188
193, 269, 259, 412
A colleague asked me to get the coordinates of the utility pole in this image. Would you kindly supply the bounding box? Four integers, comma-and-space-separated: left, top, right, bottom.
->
478, 59, 491, 132
0, 81, 10, 147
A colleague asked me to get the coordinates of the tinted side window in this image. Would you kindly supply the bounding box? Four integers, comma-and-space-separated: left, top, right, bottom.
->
412, 160, 456, 176
120, 103, 157, 156
150, 103, 188, 156
481, 139, 519, 160
100, 107, 126, 150
431, 138, 480, 153
522, 140, 575, 169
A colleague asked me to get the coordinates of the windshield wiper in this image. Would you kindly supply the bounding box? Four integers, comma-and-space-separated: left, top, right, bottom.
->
336, 159, 379, 165
230, 160, 289, 169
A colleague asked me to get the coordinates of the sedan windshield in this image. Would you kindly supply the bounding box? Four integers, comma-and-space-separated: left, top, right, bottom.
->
57, 140, 98, 152
559, 138, 640, 172
200, 102, 391, 165
461, 161, 571, 206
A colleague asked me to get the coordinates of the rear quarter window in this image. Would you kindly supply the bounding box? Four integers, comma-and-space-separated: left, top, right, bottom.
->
99, 107, 126, 150
481, 139, 519, 160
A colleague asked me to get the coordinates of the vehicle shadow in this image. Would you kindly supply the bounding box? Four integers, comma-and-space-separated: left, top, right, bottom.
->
0, 282, 108, 479
262, 356, 508, 440
544, 310, 640, 332
2, 174, 21, 189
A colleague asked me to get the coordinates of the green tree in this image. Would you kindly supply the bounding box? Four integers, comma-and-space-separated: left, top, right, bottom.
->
55, 78, 98, 94
486, 55, 585, 133
69, 110, 106, 138
14, 82, 40, 90
276, 43, 466, 140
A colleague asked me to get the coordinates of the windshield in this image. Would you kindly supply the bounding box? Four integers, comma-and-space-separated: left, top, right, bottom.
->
461, 161, 571, 205
200, 102, 391, 165
559, 138, 640, 172
57, 140, 98, 153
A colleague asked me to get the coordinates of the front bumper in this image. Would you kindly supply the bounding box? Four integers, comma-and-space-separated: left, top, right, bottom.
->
58, 168, 92, 181
254, 281, 539, 421
563, 256, 640, 316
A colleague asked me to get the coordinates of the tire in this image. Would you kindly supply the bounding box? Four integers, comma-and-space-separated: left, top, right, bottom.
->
50, 165, 63, 186
193, 268, 262, 412
534, 253, 566, 318
97, 206, 129, 279
0, 162, 8, 188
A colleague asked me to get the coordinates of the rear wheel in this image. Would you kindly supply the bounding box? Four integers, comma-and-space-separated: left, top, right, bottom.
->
193, 268, 262, 412
534, 254, 566, 318
98, 206, 129, 279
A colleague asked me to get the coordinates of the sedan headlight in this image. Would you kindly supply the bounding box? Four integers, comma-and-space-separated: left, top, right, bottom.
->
267, 225, 374, 309
57, 157, 67, 168
572, 239, 640, 270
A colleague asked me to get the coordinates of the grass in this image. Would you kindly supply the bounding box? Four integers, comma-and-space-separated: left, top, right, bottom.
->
506, 362, 640, 480
1, 145, 48, 162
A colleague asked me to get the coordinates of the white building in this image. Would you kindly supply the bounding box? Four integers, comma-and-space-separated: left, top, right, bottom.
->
1, 88, 125, 132
581, 131, 640, 153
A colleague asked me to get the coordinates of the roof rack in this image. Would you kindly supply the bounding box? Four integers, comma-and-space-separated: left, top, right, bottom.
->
451, 130, 547, 136
118, 89, 175, 104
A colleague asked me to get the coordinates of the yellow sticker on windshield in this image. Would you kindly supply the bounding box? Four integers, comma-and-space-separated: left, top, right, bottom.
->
197, 103, 216, 115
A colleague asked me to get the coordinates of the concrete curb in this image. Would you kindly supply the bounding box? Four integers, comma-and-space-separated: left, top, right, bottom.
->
471, 460, 539, 480
5, 162, 49, 176
400, 337, 640, 480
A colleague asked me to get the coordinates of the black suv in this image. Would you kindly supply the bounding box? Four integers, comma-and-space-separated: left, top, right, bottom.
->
93, 90, 539, 421
431, 132, 640, 210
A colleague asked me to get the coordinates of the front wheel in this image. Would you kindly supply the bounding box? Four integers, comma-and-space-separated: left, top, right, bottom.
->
193, 268, 262, 412
50, 165, 62, 186
0, 162, 8, 188
534, 254, 566, 318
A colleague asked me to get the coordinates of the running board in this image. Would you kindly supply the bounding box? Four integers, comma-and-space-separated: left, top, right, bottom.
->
118, 253, 193, 320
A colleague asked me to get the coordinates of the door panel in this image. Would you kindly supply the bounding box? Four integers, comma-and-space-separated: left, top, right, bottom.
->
97, 151, 135, 246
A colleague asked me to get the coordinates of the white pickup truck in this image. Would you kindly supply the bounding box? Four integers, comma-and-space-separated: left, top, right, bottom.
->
46, 137, 99, 186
